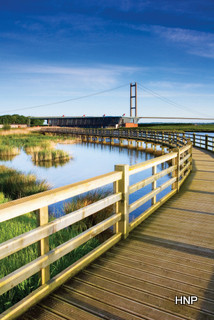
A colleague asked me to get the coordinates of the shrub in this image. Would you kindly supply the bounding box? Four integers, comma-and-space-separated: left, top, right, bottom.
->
2, 124, 11, 130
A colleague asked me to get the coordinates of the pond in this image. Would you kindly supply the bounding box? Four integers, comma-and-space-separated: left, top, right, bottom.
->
0, 141, 171, 222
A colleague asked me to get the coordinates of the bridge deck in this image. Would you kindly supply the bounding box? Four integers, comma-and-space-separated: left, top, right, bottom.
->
20, 148, 214, 320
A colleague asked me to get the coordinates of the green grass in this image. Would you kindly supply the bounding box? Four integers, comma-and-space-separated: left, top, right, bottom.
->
0, 191, 112, 313
0, 211, 99, 313
0, 165, 50, 199
137, 123, 214, 132
0, 133, 76, 149
0, 192, 9, 204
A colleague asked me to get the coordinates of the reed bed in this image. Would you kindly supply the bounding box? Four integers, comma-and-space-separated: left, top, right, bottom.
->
0, 145, 20, 161
0, 165, 50, 199
24, 141, 55, 154
31, 149, 71, 164
0, 133, 76, 149
34, 158, 71, 168
0, 145, 20, 155
0, 133, 75, 167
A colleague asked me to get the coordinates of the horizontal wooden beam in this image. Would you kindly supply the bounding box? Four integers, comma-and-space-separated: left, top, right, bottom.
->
180, 153, 191, 166
0, 193, 122, 260
179, 144, 191, 154
129, 189, 177, 231
129, 177, 176, 213
0, 213, 121, 295
129, 152, 177, 176
0, 171, 122, 223
0, 233, 122, 320
179, 162, 191, 177
129, 165, 176, 194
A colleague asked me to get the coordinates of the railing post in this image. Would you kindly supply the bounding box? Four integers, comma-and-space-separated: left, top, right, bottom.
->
38, 206, 50, 285
182, 133, 185, 144
172, 148, 180, 192
193, 133, 196, 146
177, 148, 181, 191
114, 164, 129, 239
205, 135, 208, 150
188, 140, 193, 171
152, 165, 157, 205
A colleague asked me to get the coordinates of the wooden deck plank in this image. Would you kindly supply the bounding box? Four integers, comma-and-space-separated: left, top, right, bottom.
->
62, 280, 183, 320
115, 242, 214, 271
91, 260, 214, 301
73, 271, 214, 319
109, 246, 214, 278
19, 148, 214, 320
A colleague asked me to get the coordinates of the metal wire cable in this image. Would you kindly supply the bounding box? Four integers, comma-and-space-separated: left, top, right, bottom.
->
0, 83, 129, 115
138, 82, 213, 118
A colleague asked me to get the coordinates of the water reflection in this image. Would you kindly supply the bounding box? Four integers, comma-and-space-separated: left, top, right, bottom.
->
0, 142, 171, 221
0, 154, 18, 161
33, 158, 71, 168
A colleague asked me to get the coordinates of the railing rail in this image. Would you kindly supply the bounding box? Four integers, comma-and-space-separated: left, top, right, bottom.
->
41, 127, 189, 149
185, 132, 214, 151
0, 129, 193, 320
42, 126, 213, 152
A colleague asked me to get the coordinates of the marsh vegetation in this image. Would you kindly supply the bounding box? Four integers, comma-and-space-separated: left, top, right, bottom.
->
0, 133, 74, 165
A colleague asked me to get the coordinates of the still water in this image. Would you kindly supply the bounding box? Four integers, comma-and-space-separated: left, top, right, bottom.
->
0, 142, 171, 222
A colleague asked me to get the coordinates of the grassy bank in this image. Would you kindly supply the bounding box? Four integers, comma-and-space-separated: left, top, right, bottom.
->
138, 123, 214, 132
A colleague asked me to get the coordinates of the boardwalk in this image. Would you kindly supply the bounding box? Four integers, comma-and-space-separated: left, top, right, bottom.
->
17, 148, 214, 319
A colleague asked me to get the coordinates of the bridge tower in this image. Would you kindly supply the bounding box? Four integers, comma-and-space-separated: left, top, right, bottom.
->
130, 82, 137, 117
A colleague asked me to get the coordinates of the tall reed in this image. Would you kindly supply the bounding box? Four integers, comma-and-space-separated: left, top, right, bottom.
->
32, 149, 71, 163
0, 165, 50, 199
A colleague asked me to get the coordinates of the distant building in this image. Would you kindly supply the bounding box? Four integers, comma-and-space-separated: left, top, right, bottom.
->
30, 116, 139, 128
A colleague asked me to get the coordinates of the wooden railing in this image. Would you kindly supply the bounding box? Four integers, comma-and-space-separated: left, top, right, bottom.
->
0, 132, 192, 320
185, 132, 214, 151
42, 127, 214, 152
41, 127, 188, 148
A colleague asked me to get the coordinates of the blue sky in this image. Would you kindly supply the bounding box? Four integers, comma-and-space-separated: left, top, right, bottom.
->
0, 0, 214, 122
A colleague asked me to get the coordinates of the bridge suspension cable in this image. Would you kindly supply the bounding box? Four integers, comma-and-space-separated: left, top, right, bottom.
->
138, 82, 213, 118
0, 83, 129, 115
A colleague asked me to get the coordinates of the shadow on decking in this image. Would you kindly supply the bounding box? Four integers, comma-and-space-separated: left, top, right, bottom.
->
197, 267, 214, 320
130, 233, 214, 259
162, 206, 214, 216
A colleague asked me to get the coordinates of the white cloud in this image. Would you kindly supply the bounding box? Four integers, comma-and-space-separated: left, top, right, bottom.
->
2, 63, 143, 90
136, 24, 214, 59
146, 80, 204, 90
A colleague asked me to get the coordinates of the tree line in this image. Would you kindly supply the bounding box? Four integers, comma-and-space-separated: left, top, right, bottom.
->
0, 114, 44, 126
